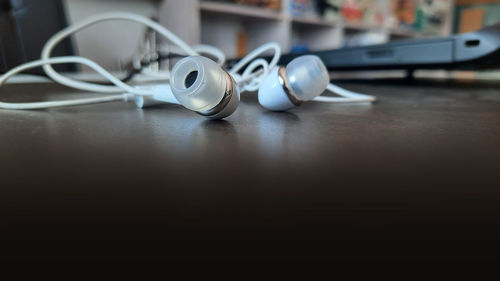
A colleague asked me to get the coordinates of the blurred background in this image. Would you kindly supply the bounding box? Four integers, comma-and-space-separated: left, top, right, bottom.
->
1, 0, 499, 77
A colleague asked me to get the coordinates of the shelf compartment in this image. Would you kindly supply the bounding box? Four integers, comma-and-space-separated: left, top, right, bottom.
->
343, 21, 383, 32
291, 16, 339, 27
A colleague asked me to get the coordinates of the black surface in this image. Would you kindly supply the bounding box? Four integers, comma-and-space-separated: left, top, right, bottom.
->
0, 79, 500, 262
0, 0, 74, 74
0, 0, 25, 72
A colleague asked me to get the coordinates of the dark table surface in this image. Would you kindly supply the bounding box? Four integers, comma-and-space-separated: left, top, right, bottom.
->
1, 79, 499, 262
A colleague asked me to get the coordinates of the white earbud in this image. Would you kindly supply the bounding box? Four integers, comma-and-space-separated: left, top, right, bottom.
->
170, 56, 240, 119
258, 55, 329, 111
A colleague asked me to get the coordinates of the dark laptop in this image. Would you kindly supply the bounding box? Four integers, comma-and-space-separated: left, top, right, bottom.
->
0, 0, 74, 74
279, 23, 500, 71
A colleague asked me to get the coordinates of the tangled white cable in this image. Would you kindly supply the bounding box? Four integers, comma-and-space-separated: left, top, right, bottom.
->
229, 42, 281, 92
0, 11, 375, 112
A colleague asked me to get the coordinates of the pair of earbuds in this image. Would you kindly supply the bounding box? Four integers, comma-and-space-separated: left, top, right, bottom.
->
136, 54, 330, 119
0, 12, 374, 116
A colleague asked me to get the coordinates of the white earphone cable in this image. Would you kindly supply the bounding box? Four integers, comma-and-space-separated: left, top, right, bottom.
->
0, 12, 374, 110
40, 12, 200, 94
0, 13, 226, 109
192, 44, 226, 66
230, 42, 281, 92
0, 56, 145, 109
0, 57, 153, 96
314, 83, 376, 103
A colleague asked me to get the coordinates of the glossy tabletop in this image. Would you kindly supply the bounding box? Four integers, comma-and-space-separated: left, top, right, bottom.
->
1, 79, 499, 262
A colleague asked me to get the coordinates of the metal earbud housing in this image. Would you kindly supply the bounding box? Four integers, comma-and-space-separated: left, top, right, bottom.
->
258, 55, 329, 111
171, 56, 240, 119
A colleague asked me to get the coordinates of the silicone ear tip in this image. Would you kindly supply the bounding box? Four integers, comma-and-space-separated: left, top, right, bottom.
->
170, 56, 227, 113
257, 55, 329, 111
170, 56, 239, 119
285, 55, 329, 101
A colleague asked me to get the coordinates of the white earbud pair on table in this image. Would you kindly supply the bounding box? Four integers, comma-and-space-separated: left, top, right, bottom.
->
0, 12, 375, 119
135, 54, 330, 119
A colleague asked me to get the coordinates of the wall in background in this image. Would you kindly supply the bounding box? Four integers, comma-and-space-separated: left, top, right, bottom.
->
63, 0, 158, 70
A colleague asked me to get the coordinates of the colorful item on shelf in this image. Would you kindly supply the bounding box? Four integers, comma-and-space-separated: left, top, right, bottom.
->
319, 0, 387, 27
417, 0, 449, 35
290, 44, 310, 53
391, 0, 448, 35
317, 0, 343, 20
289, 0, 317, 17
237, 30, 248, 57
234, 0, 281, 9
341, 0, 363, 22
361, 0, 385, 27
393, 0, 416, 27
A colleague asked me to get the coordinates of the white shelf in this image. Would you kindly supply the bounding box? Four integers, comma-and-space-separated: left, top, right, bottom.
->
160, 0, 452, 58
344, 21, 384, 32
199, 1, 282, 21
